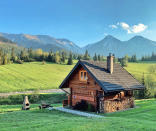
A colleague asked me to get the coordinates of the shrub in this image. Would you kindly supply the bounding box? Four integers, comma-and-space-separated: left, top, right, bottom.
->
0, 93, 67, 105
87, 103, 95, 112
15, 59, 23, 64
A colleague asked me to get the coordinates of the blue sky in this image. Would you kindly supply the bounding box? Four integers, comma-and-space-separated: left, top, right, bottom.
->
0, 0, 156, 47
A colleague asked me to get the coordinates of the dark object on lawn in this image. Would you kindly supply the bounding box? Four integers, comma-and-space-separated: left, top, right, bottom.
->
73, 100, 88, 111
22, 96, 30, 110
39, 104, 53, 109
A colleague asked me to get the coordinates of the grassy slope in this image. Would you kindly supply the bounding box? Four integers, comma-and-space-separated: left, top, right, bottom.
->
125, 62, 156, 82
0, 62, 75, 93
0, 99, 155, 131
0, 61, 155, 93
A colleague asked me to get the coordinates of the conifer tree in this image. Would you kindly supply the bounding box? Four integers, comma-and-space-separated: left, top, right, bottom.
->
98, 54, 101, 61
61, 51, 65, 63
93, 53, 97, 61
67, 52, 73, 65
83, 50, 90, 60
20, 50, 25, 60
3, 53, 7, 65
138, 72, 146, 99
54, 52, 60, 64
28, 48, 33, 58
11, 47, 16, 62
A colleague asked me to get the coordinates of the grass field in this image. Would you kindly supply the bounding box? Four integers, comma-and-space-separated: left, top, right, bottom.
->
0, 61, 155, 93
0, 61, 76, 93
0, 99, 155, 131
125, 61, 156, 82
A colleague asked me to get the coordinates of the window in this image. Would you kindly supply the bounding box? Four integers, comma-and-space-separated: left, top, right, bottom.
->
79, 71, 87, 81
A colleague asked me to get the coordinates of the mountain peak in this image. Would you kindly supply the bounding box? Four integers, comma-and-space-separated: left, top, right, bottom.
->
129, 35, 146, 41
105, 35, 115, 39
103, 35, 121, 42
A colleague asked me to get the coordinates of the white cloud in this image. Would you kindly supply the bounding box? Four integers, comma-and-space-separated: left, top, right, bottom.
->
109, 24, 118, 29
131, 23, 147, 33
110, 22, 148, 34
120, 22, 130, 29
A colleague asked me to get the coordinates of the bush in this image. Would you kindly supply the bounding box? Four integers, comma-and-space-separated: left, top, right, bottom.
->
0, 93, 67, 105
87, 103, 95, 112
73, 100, 95, 112
15, 59, 23, 64
73, 100, 88, 111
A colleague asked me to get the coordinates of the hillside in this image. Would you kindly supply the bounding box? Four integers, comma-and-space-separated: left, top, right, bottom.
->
0, 35, 23, 54
0, 62, 75, 93
0, 33, 81, 53
0, 99, 155, 130
84, 35, 156, 58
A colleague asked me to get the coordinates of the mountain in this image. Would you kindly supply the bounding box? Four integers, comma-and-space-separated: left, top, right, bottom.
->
0, 35, 15, 44
0, 35, 23, 54
1, 32, 156, 58
83, 35, 156, 58
0, 33, 81, 53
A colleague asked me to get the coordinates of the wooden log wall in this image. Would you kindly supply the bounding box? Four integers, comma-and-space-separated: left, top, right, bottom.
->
68, 65, 102, 110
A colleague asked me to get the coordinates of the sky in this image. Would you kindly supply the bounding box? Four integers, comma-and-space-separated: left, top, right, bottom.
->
0, 0, 156, 47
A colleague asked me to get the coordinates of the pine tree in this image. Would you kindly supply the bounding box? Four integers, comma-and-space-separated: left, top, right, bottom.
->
47, 52, 52, 62
77, 55, 82, 60
3, 53, 7, 65
61, 51, 65, 63
98, 54, 101, 61
93, 53, 97, 61
67, 52, 73, 65
83, 50, 90, 60
20, 50, 25, 60
28, 48, 33, 58
121, 55, 128, 67
54, 52, 60, 64
138, 72, 145, 99
11, 47, 16, 62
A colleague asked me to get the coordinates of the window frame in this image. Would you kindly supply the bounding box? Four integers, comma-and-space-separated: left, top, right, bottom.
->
79, 70, 87, 82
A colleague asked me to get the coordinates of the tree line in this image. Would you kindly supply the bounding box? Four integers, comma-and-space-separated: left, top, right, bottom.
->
0, 47, 75, 65
141, 52, 156, 61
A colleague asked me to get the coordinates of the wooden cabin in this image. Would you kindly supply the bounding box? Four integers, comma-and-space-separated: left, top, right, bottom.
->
59, 54, 144, 113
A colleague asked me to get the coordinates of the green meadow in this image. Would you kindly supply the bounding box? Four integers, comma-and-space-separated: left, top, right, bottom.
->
125, 61, 156, 83
0, 99, 155, 131
0, 62, 75, 93
0, 61, 155, 93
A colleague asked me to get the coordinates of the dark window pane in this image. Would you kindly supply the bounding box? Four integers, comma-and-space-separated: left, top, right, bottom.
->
84, 72, 87, 80
81, 72, 83, 80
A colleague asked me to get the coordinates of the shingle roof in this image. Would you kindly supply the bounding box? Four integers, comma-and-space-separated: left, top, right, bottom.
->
59, 60, 144, 92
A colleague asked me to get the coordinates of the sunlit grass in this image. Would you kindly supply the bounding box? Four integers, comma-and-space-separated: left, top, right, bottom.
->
0, 61, 77, 93
0, 99, 155, 131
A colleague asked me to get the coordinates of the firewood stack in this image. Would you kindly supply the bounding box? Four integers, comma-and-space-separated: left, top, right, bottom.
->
104, 97, 134, 113
22, 96, 30, 110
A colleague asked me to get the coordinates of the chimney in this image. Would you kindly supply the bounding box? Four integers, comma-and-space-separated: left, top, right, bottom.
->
107, 53, 114, 74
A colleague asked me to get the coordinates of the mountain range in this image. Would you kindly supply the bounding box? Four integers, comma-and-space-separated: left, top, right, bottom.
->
0, 33, 81, 53
0, 32, 156, 58
83, 35, 156, 58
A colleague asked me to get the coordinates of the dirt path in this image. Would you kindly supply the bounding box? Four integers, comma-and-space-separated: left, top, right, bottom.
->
0, 89, 64, 97
55, 107, 103, 118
